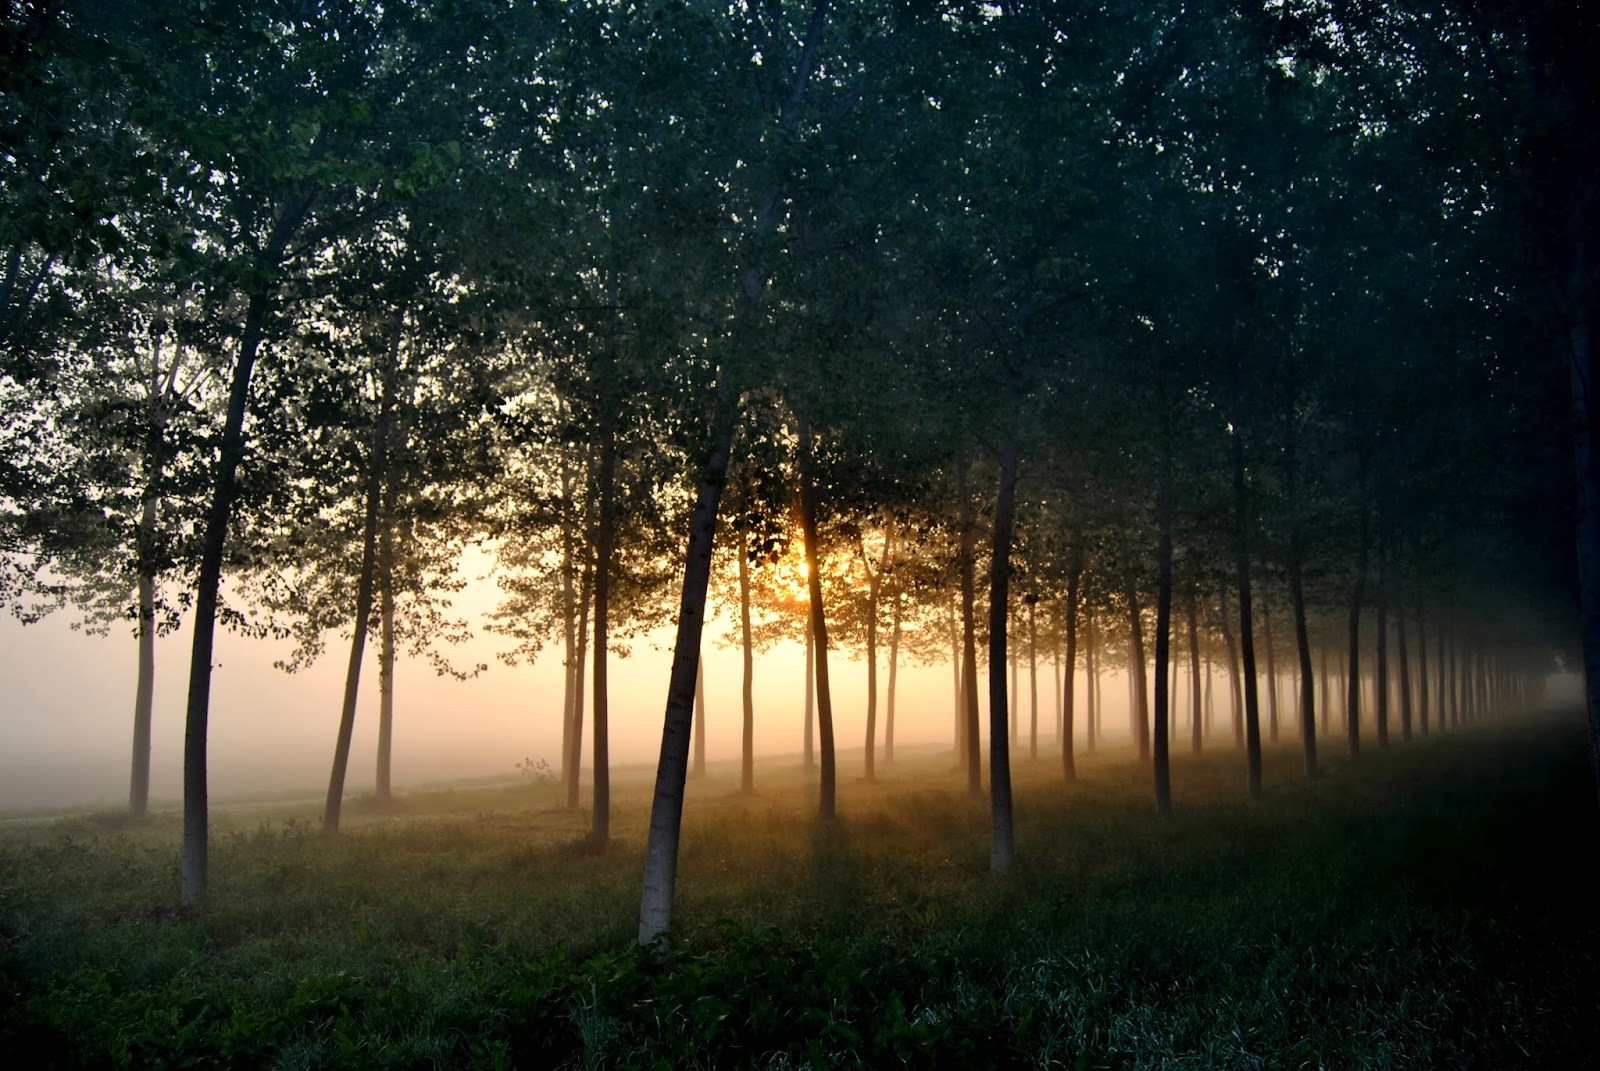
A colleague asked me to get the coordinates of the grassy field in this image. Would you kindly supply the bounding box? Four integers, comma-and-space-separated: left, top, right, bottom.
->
2, 712, 1596, 1069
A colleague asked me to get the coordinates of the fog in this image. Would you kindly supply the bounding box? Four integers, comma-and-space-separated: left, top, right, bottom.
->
7, 563, 1566, 814
0, 571, 1051, 811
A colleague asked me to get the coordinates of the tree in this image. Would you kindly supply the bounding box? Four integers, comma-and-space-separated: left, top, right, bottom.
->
149, 0, 478, 905
637, 0, 842, 949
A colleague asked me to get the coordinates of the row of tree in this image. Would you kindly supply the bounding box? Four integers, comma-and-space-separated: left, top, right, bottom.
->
1, 0, 1591, 946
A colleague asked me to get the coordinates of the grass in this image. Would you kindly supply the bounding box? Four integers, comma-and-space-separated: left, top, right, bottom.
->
1, 711, 1596, 1068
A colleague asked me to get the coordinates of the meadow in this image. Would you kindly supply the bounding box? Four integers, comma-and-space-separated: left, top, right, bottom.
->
1, 712, 1595, 1069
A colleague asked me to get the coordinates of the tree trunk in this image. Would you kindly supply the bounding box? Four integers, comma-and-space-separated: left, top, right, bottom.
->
958, 470, 983, 798
693, 654, 707, 778
590, 403, 615, 845
804, 618, 815, 770
796, 408, 837, 819
1346, 468, 1371, 755
988, 441, 1019, 873
1440, 608, 1452, 726
1153, 408, 1174, 818
1445, 611, 1457, 729
1028, 599, 1039, 760
1319, 643, 1331, 737
1396, 570, 1413, 744
1285, 412, 1317, 776
863, 527, 890, 781
1062, 553, 1081, 780
948, 601, 962, 765
637, 374, 739, 949
1375, 524, 1390, 749
181, 197, 310, 908
558, 427, 579, 809
1218, 588, 1243, 749
1231, 430, 1263, 800
566, 542, 592, 810
1125, 572, 1149, 762
638, 7, 830, 941
886, 589, 901, 766
1171, 653, 1180, 741
1471, 644, 1485, 721
324, 322, 395, 836
1085, 614, 1098, 756
128, 496, 157, 819
1053, 639, 1063, 745
1415, 600, 1430, 736
1204, 649, 1215, 738
1187, 588, 1203, 755
1282, 592, 1315, 783
374, 511, 395, 807
738, 532, 755, 795
1569, 272, 1600, 799
1262, 599, 1279, 744
1007, 605, 1017, 746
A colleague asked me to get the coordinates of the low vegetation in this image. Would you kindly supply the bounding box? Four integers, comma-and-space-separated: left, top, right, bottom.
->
2, 712, 1595, 1069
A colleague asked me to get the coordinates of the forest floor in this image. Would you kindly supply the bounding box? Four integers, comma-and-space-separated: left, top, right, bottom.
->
1, 710, 1596, 1069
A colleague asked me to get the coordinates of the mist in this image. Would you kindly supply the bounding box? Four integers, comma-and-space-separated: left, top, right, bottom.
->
0, 577, 1000, 811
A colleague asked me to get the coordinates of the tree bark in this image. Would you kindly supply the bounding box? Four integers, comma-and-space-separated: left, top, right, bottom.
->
693, 654, 707, 778
590, 402, 615, 845
1027, 598, 1039, 760
1262, 599, 1279, 744
862, 524, 892, 781
1153, 411, 1174, 818
566, 538, 592, 810
1125, 571, 1149, 762
988, 441, 1019, 872
1084, 614, 1098, 755
1566, 208, 1600, 798
374, 511, 395, 807
796, 408, 836, 819
182, 195, 311, 908
1187, 588, 1203, 755
1319, 643, 1330, 737
1009, 602, 1019, 748
738, 531, 755, 794
1062, 552, 1081, 780
1375, 523, 1390, 749
638, 0, 831, 943
958, 470, 983, 798
1054, 639, 1063, 744
1346, 463, 1371, 755
1415, 600, 1430, 736
637, 374, 739, 949
324, 319, 396, 836
948, 601, 962, 765
1396, 569, 1413, 743
1285, 411, 1317, 776
128, 496, 157, 819
1217, 588, 1243, 749
1230, 430, 1263, 800
804, 618, 815, 770
558, 423, 579, 807
886, 586, 901, 766
1204, 649, 1214, 738
1445, 610, 1458, 729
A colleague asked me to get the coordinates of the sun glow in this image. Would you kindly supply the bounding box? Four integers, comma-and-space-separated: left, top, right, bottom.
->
761, 545, 810, 606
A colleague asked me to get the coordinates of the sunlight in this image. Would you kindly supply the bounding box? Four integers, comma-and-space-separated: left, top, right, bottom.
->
762, 543, 810, 606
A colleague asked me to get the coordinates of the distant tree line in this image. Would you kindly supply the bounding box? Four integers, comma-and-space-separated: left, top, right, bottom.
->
1, 0, 1591, 943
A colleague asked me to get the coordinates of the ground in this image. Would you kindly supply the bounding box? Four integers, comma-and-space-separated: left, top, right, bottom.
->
1, 711, 1596, 1069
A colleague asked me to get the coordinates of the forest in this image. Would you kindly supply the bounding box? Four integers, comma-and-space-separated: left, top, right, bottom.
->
2, 0, 1596, 1066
